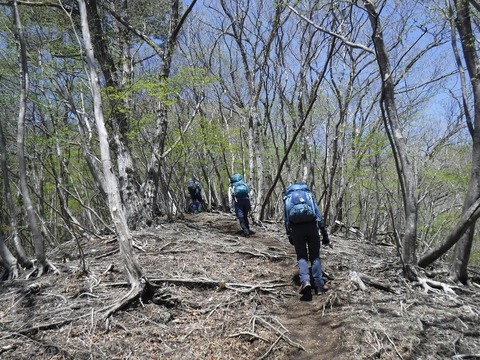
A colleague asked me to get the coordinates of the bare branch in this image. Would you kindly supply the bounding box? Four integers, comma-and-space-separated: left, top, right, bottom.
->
287, 4, 375, 54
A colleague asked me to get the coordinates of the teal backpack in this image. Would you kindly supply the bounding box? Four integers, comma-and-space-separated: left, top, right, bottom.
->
230, 174, 249, 199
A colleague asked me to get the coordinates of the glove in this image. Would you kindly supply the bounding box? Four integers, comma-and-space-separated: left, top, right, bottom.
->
322, 234, 330, 246
288, 235, 294, 245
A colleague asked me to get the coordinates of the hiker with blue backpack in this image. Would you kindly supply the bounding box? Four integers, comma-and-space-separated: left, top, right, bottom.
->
187, 177, 204, 214
284, 181, 330, 298
228, 173, 252, 237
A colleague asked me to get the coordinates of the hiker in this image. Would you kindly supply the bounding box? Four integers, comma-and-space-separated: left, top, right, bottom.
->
283, 181, 330, 297
187, 177, 204, 213
228, 173, 251, 237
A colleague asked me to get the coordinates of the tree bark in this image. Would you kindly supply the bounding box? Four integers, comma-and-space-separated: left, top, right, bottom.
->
13, 0, 56, 277
419, 196, 480, 267
140, 0, 197, 224
449, 0, 480, 284
219, 1, 285, 221
84, 0, 142, 229
260, 40, 335, 220
0, 115, 32, 269
363, 0, 418, 280
78, 0, 144, 291
0, 234, 18, 280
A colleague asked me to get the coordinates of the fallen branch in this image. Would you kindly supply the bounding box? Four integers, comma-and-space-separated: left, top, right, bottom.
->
9, 313, 91, 336
349, 271, 396, 293
258, 333, 285, 360
228, 331, 270, 343
349, 271, 367, 291
94, 249, 119, 260
148, 277, 291, 294
253, 316, 305, 351
335, 220, 365, 239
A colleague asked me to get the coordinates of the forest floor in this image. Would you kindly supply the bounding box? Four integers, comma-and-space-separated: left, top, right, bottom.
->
1, 211, 480, 359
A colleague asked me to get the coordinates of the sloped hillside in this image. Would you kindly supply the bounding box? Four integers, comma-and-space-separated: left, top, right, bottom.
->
0, 211, 479, 359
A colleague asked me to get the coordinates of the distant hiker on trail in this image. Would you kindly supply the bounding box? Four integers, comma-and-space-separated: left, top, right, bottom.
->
283, 181, 330, 299
187, 177, 204, 214
228, 173, 252, 237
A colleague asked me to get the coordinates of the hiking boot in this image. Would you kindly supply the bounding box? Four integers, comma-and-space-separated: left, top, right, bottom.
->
298, 280, 311, 295
315, 284, 329, 295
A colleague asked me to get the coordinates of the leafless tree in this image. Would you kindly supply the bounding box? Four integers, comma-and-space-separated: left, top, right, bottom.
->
77, 0, 157, 314
361, 0, 420, 280
0, 115, 33, 270
419, 0, 480, 283
12, 0, 57, 277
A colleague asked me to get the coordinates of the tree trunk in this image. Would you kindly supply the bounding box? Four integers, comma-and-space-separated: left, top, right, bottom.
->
0, 234, 18, 280
0, 115, 33, 269
363, 0, 418, 280
85, 0, 142, 229
260, 40, 335, 220
141, 0, 197, 223
449, 0, 480, 284
78, 0, 145, 298
13, 0, 56, 277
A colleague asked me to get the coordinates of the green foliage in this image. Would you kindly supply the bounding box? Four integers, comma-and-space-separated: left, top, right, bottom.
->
423, 166, 469, 189
133, 67, 214, 105
469, 246, 480, 266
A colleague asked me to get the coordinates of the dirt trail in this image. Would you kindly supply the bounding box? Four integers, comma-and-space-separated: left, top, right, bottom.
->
0, 211, 479, 359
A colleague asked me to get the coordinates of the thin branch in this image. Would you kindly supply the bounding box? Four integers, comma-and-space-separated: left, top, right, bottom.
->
287, 4, 375, 54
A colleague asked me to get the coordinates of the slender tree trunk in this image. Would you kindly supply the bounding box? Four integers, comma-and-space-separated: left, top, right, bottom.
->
13, 0, 56, 277
363, 0, 418, 280
419, 196, 480, 267
0, 234, 18, 280
78, 0, 146, 304
85, 0, 142, 229
417, 0, 480, 273
141, 0, 197, 223
260, 40, 335, 220
449, 0, 480, 283
0, 117, 32, 269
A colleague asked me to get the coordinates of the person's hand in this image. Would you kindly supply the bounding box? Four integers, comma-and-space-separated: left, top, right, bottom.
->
322, 235, 331, 247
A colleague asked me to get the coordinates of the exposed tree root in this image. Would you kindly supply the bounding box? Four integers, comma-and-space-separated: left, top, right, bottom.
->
414, 277, 458, 294
25, 259, 59, 279
103, 277, 158, 321
0, 265, 19, 281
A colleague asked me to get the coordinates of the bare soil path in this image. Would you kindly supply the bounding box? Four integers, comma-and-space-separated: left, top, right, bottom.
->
0, 211, 479, 359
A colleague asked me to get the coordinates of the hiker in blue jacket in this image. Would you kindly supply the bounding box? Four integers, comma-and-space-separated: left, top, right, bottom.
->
228, 173, 251, 237
284, 181, 330, 298
187, 178, 204, 213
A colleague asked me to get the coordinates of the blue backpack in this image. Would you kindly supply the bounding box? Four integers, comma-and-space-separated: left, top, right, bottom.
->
230, 174, 249, 199
187, 179, 200, 194
284, 183, 316, 224
232, 180, 249, 199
